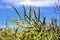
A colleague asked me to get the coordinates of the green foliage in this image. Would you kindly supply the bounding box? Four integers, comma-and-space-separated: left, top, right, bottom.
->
0, 5, 60, 40
0, 24, 60, 40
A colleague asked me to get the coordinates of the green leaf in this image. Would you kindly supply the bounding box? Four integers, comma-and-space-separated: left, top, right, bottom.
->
42, 16, 46, 25
29, 6, 32, 21
23, 5, 30, 22
12, 5, 21, 19
38, 7, 40, 22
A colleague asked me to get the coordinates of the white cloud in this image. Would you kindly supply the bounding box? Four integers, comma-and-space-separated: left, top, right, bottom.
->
1, 0, 59, 8
15, 0, 59, 7
17, 0, 56, 7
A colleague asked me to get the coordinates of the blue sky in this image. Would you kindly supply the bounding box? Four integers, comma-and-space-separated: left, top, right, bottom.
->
0, 0, 59, 27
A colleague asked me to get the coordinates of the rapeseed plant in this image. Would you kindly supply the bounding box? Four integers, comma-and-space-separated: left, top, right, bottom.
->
0, 5, 60, 40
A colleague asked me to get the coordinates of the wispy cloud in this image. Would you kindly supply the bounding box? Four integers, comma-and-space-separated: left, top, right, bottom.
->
0, 0, 59, 8
18, 0, 57, 7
